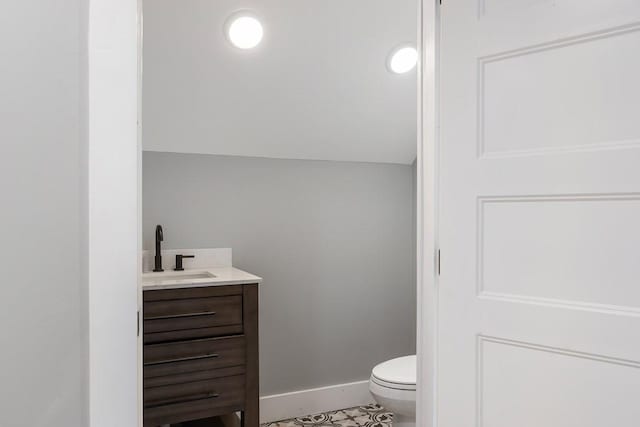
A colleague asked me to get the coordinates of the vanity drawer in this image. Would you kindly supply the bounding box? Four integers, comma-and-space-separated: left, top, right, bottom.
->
144, 352, 244, 380
144, 295, 242, 323
144, 285, 243, 302
144, 373, 244, 406
143, 286, 245, 342
144, 324, 243, 344
144, 335, 245, 367
144, 294, 243, 343
144, 365, 245, 388
143, 375, 244, 426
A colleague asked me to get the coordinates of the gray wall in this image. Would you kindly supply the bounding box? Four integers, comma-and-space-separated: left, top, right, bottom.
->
143, 152, 416, 395
0, 0, 88, 425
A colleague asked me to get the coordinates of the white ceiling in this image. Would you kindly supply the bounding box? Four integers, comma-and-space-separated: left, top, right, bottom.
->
142, 0, 417, 164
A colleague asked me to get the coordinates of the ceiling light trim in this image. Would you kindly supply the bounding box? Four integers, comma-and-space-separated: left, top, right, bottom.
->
387, 44, 418, 74
224, 10, 264, 50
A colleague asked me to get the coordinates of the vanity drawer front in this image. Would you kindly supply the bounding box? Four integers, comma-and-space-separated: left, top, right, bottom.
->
144, 335, 245, 367
144, 295, 242, 323
144, 324, 243, 344
143, 375, 244, 426
144, 285, 242, 302
144, 352, 244, 379
144, 294, 243, 343
144, 365, 245, 388
144, 373, 244, 406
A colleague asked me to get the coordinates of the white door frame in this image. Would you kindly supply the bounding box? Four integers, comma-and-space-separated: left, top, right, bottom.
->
87, 0, 141, 426
88, 0, 436, 425
416, 1, 440, 427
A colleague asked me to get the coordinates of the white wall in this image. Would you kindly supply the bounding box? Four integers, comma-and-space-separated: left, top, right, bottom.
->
0, 1, 89, 425
88, 0, 139, 425
143, 152, 417, 396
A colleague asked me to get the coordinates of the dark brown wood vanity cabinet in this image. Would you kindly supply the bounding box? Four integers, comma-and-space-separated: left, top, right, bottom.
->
143, 284, 259, 427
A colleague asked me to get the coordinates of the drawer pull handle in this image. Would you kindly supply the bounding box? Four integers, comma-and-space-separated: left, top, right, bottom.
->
145, 392, 221, 408
145, 353, 220, 366
145, 311, 217, 321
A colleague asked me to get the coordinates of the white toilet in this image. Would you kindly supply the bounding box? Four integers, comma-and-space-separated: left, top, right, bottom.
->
369, 355, 416, 427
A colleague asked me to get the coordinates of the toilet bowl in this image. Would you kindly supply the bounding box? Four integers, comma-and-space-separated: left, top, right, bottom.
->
369, 355, 416, 427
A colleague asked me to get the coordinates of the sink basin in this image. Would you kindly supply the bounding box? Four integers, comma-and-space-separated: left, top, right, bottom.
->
143, 271, 216, 284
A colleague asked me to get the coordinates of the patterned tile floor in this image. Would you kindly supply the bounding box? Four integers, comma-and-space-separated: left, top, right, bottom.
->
262, 404, 393, 427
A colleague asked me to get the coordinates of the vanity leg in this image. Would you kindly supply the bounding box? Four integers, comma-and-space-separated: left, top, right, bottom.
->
243, 284, 260, 427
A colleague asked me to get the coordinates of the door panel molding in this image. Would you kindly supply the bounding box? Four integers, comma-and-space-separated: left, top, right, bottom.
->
477, 335, 640, 427
477, 22, 640, 158
476, 193, 640, 314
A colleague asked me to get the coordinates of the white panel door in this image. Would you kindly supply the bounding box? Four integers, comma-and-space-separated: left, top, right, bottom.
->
438, 1, 640, 426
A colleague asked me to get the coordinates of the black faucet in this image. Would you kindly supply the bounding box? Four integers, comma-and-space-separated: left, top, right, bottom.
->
153, 225, 164, 272
174, 254, 195, 271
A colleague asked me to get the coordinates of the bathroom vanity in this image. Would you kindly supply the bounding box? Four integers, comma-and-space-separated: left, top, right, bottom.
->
142, 265, 261, 427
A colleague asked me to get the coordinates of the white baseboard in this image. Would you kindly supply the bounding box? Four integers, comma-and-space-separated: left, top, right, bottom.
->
260, 380, 374, 424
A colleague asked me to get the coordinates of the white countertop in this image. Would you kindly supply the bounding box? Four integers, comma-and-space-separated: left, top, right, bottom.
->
142, 267, 262, 290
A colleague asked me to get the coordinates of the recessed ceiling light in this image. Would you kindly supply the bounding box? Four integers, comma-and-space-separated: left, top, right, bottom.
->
388, 45, 418, 74
225, 12, 264, 49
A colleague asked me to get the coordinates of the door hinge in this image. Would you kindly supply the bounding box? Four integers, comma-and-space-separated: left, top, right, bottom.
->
137, 310, 140, 337
437, 250, 441, 276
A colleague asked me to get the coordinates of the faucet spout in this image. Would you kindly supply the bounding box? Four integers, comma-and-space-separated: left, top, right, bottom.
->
155, 225, 164, 242
153, 225, 164, 272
